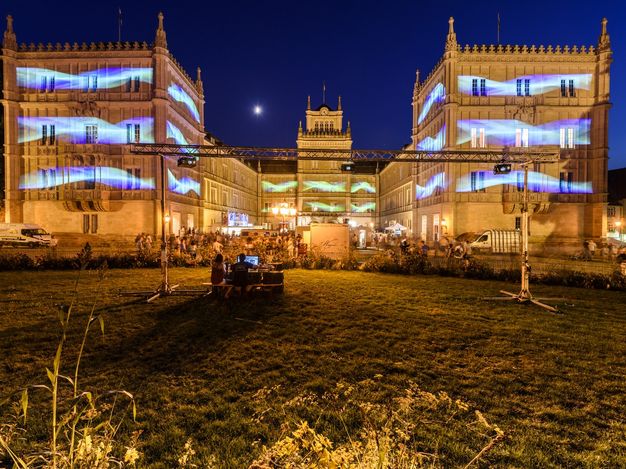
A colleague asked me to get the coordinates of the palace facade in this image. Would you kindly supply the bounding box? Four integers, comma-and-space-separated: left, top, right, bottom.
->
380, 17, 612, 249
2, 14, 613, 247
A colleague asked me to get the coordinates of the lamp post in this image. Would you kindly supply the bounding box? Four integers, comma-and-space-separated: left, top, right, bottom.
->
272, 202, 297, 233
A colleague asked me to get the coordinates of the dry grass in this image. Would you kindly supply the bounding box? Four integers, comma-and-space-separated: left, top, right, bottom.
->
1, 268, 625, 467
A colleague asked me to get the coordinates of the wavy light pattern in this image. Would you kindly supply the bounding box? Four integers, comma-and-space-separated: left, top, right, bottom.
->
305, 202, 344, 212
455, 170, 592, 193
350, 181, 376, 193
303, 181, 346, 192
416, 125, 446, 151
458, 74, 592, 96
261, 180, 298, 192
416, 172, 447, 199
18, 117, 154, 144
19, 166, 155, 190
418, 83, 445, 124
168, 169, 200, 195
351, 202, 376, 213
168, 84, 201, 123
17, 67, 153, 90
456, 119, 590, 146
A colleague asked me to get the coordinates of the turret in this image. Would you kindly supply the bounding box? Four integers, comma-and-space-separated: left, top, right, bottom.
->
155, 11, 167, 49
3, 15, 17, 50
445, 17, 457, 51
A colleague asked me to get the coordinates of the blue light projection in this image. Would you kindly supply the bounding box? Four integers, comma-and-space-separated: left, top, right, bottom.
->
19, 166, 155, 190
416, 172, 447, 199
168, 84, 201, 123
168, 169, 200, 195
456, 119, 590, 147
418, 83, 445, 124
305, 202, 344, 212
351, 181, 376, 193
18, 117, 154, 144
166, 121, 189, 145
262, 181, 298, 192
455, 170, 592, 193
303, 181, 346, 192
351, 202, 376, 213
416, 125, 446, 151
17, 67, 153, 90
458, 74, 591, 96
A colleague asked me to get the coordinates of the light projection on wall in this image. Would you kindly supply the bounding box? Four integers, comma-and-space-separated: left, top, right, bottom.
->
228, 212, 249, 226
458, 74, 591, 96
168, 84, 201, 123
303, 181, 346, 192
166, 121, 196, 155
351, 181, 376, 193
418, 83, 445, 124
18, 117, 154, 144
416, 125, 446, 151
167, 169, 200, 195
262, 181, 298, 192
305, 202, 344, 212
416, 172, 447, 199
19, 167, 155, 190
17, 67, 153, 90
455, 170, 592, 194
351, 202, 376, 213
456, 119, 590, 147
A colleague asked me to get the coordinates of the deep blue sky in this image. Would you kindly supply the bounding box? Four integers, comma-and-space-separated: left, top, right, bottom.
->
3, 0, 625, 168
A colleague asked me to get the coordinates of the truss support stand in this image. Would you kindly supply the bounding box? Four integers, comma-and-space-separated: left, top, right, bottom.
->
120, 154, 200, 302
484, 163, 559, 313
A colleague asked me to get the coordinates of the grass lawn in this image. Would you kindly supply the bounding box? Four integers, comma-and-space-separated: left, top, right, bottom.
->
1, 268, 625, 467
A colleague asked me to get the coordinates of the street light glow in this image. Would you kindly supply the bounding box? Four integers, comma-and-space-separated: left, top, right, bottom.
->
254, 105, 262, 115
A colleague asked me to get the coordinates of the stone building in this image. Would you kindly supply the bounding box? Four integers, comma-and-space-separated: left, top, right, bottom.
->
259, 96, 377, 232
380, 17, 612, 250
1, 13, 222, 241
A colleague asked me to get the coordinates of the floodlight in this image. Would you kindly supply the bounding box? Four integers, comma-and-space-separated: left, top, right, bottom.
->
177, 156, 198, 168
493, 163, 512, 174
341, 163, 355, 172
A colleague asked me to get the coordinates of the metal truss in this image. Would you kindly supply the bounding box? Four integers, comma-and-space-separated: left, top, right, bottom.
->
131, 143, 560, 164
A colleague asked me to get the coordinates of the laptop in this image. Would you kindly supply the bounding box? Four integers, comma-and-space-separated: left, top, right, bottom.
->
244, 255, 260, 267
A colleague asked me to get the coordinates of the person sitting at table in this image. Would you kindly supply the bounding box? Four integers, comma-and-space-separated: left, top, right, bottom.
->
227, 253, 254, 298
210, 253, 226, 296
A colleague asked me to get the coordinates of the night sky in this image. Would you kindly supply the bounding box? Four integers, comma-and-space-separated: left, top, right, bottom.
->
3, 0, 625, 168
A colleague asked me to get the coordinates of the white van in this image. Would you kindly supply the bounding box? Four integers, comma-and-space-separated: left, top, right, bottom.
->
469, 229, 520, 254
0, 223, 57, 248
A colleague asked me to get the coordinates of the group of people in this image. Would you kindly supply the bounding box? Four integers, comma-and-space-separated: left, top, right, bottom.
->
399, 236, 471, 259
581, 239, 625, 262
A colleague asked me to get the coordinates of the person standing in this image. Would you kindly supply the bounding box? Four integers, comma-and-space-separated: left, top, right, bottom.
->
587, 239, 597, 258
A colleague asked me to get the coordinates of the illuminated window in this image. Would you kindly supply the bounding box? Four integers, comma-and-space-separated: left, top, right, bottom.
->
560, 128, 575, 149
470, 128, 486, 148
480, 79, 486, 96
515, 217, 521, 230
40, 75, 55, 93
515, 128, 529, 147
516, 79, 522, 96
85, 75, 98, 92
559, 171, 574, 193
524, 79, 530, 96
85, 125, 98, 144
472, 79, 479, 96
470, 171, 486, 192
41, 125, 56, 145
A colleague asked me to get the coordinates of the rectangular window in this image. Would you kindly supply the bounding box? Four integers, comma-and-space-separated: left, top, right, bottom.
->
84, 167, 96, 190
127, 77, 132, 92
470, 171, 486, 192
478, 128, 485, 148
515, 217, 521, 230
90, 214, 98, 234
48, 168, 56, 189
480, 78, 486, 96
41, 125, 47, 145
472, 78, 479, 96
569, 79, 575, 97
40, 76, 47, 93
567, 128, 575, 148
515, 128, 529, 148
134, 124, 141, 143
49, 76, 55, 92
82, 214, 90, 233
85, 125, 98, 144
561, 79, 567, 97
559, 171, 574, 193
524, 79, 530, 96
516, 79, 522, 96
90, 75, 98, 91
134, 76, 140, 92
49, 125, 55, 145
126, 124, 133, 143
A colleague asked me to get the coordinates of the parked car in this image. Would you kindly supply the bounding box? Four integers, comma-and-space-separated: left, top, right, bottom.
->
0, 223, 57, 248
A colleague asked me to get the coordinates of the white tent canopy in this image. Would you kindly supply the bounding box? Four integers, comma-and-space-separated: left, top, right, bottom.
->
384, 223, 407, 232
